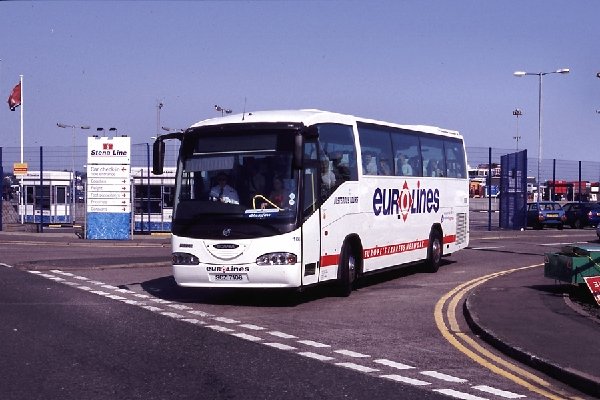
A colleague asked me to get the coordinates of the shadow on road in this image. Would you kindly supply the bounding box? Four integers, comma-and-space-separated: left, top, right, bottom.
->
136, 260, 454, 307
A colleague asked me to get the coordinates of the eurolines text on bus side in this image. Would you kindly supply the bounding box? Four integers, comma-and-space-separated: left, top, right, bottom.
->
372, 180, 440, 221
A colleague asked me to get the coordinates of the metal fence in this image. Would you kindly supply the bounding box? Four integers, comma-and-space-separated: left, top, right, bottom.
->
1, 143, 599, 231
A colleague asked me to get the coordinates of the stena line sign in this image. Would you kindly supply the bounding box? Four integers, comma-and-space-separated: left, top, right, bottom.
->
87, 136, 131, 165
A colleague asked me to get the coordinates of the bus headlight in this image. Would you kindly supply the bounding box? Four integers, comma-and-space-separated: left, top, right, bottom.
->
172, 252, 200, 265
256, 252, 297, 266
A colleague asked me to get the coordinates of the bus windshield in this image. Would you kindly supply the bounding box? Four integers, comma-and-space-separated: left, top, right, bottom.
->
172, 130, 300, 239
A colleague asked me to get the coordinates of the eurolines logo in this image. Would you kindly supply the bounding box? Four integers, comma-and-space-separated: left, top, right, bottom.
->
372, 180, 440, 221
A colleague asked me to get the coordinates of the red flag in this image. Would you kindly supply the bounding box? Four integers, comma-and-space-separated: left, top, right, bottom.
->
8, 82, 21, 111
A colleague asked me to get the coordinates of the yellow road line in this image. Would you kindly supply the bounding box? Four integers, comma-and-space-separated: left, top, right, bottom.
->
435, 264, 582, 400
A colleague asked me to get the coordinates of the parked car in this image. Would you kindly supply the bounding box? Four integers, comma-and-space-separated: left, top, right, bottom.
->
526, 201, 566, 230
562, 202, 600, 229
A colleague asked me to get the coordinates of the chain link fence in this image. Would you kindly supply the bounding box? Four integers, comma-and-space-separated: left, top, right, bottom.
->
2, 143, 600, 231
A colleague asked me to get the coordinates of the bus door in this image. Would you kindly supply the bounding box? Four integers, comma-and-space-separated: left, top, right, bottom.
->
300, 139, 322, 286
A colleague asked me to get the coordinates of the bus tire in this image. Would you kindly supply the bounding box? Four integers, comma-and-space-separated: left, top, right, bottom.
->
336, 242, 358, 297
424, 229, 442, 273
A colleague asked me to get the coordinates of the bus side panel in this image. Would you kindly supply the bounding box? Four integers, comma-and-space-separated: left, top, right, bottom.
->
319, 181, 360, 282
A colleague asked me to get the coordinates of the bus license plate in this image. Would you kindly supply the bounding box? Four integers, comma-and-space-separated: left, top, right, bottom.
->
212, 274, 247, 282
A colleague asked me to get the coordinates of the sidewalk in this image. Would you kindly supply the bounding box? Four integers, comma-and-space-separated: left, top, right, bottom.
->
465, 267, 600, 398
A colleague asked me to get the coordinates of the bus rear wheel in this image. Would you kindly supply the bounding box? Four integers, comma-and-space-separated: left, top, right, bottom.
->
336, 242, 357, 297
424, 229, 442, 273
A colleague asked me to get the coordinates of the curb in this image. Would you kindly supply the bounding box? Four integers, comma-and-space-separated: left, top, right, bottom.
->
463, 291, 600, 398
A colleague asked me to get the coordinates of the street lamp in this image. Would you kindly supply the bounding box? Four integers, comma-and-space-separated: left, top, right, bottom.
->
512, 108, 522, 150
57, 123, 90, 223
214, 104, 232, 117
513, 68, 569, 203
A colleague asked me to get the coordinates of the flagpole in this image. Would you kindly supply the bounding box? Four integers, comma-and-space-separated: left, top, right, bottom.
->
20, 74, 23, 163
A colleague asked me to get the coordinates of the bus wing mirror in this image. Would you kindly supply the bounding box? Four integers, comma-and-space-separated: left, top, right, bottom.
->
153, 139, 165, 175
293, 133, 304, 169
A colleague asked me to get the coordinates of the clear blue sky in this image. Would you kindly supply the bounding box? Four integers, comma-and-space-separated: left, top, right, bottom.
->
1, 1, 599, 162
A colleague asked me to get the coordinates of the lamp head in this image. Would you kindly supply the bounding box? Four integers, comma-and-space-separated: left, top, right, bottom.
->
513, 71, 527, 77
556, 68, 570, 74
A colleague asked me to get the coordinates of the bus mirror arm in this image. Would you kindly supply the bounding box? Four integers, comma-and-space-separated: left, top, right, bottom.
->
153, 131, 184, 175
153, 139, 165, 175
293, 132, 304, 169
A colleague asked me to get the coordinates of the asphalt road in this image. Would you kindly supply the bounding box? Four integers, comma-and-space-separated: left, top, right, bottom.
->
0, 225, 597, 400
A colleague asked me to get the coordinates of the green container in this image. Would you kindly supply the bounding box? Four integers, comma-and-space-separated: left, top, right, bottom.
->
544, 244, 600, 284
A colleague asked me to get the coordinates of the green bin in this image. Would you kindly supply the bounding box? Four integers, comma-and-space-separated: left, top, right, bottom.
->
544, 244, 600, 284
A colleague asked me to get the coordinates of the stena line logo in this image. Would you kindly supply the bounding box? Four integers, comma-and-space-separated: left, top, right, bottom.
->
372, 180, 440, 221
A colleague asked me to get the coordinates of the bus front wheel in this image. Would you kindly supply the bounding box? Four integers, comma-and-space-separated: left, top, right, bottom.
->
336, 242, 357, 297
424, 229, 442, 273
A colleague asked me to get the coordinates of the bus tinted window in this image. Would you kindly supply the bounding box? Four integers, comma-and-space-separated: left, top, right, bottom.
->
317, 124, 358, 184
391, 129, 421, 177
357, 124, 394, 176
420, 136, 446, 177
444, 138, 466, 178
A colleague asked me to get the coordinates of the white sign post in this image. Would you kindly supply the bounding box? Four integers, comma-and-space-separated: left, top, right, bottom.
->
86, 137, 131, 240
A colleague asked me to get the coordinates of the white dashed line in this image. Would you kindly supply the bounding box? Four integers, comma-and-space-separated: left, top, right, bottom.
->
207, 325, 235, 333
213, 317, 241, 324
231, 332, 263, 342
297, 340, 330, 348
380, 374, 431, 386
334, 349, 370, 358
239, 324, 265, 331
264, 343, 297, 351
335, 362, 379, 373
472, 385, 526, 399
298, 352, 335, 361
161, 312, 185, 319
32, 268, 530, 400
373, 359, 415, 370
268, 331, 297, 339
433, 389, 489, 400
181, 318, 205, 325
187, 310, 213, 317
168, 304, 193, 310
420, 370, 467, 383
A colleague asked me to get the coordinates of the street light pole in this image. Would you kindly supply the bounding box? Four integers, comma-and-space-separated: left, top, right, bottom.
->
57, 123, 90, 223
514, 68, 569, 204
512, 108, 522, 150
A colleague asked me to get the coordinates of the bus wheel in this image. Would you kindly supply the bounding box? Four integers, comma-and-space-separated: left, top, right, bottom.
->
336, 242, 357, 297
424, 229, 442, 273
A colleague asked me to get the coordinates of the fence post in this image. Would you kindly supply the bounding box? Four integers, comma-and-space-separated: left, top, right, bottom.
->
552, 159, 556, 201
0, 146, 3, 232
579, 161, 582, 202
38, 146, 44, 233
488, 147, 492, 231
146, 143, 151, 235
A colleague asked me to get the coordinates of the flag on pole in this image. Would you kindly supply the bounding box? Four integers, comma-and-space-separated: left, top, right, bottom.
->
8, 82, 22, 111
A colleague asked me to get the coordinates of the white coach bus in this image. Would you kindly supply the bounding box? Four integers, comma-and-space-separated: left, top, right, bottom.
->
153, 110, 469, 296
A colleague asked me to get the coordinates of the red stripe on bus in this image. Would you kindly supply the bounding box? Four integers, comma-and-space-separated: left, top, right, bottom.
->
443, 235, 456, 244
321, 235, 457, 266
321, 254, 340, 268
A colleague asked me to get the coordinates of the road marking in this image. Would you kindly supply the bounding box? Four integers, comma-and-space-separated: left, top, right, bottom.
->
231, 332, 262, 342
264, 342, 297, 351
380, 374, 431, 386
432, 388, 489, 400
435, 264, 577, 400
297, 340, 330, 348
298, 352, 335, 361
268, 331, 297, 339
472, 385, 526, 399
469, 246, 503, 250
334, 349, 370, 358
239, 324, 265, 331
29, 268, 535, 399
420, 370, 467, 383
335, 362, 379, 373
181, 318, 205, 325
161, 312, 185, 319
187, 310, 213, 317
207, 325, 235, 333
213, 317, 240, 324
373, 359, 415, 370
